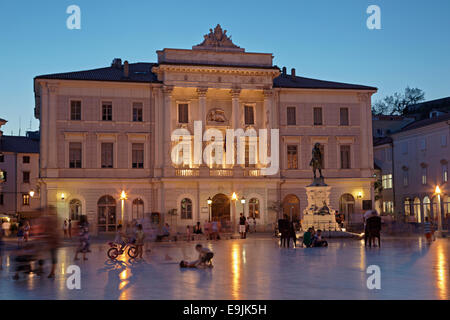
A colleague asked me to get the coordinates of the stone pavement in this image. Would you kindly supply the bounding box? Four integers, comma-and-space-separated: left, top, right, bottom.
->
0, 236, 448, 300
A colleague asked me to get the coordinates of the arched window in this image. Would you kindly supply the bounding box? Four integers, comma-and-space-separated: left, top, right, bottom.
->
97, 195, 116, 232
132, 198, 144, 221
249, 198, 260, 219
423, 196, 431, 219
69, 199, 82, 221
413, 197, 421, 223
180, 198, 192, 220
339, 194, 355, 223
404, 198, 411, 216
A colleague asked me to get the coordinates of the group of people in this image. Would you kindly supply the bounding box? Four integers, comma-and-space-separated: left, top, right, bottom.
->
239, 214, 257, 239
302, 228, 328, 248
364, 210, 382, 248
278, 215, 298, 248
179, 244, 214, 269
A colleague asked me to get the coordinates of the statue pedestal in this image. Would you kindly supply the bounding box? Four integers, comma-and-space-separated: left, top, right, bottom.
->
302, 184, 341, 231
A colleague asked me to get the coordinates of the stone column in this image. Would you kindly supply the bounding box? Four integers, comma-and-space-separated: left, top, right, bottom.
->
47, 84, 58, 169
263, 88, 273, 130
40, 84, 49, 171
153, 88, 164, 177
197, 87, 208, 128
230, 88, 241, 130
163, 85, 174, 173
358, 93, 370, 171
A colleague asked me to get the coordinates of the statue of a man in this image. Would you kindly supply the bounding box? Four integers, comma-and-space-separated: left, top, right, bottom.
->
310, 143, 323, 178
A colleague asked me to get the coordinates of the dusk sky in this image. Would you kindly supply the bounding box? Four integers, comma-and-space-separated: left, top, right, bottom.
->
1, 0, 449, 135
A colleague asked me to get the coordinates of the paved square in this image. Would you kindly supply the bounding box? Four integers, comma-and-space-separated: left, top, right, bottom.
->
0, 236, 448, 299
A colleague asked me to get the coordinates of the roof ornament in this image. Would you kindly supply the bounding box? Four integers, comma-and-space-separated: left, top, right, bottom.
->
193, 24, 244, 52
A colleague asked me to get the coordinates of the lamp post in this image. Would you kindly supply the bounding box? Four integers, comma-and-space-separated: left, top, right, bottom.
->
120, 191, 127, 225
435, 185, 443, 236
232, 192, 238, 237
29, 190, 35, 198
207, 197, 212, 222
241, 196, 246, 217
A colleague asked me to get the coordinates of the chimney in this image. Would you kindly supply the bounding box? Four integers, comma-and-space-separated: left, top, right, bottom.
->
123, 60, 129, 78
282, 66, 287, 75
111, 58, 122, 68
291, 68, 296, 77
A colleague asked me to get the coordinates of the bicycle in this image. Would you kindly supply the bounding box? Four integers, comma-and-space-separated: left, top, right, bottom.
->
107, 239, 137, 260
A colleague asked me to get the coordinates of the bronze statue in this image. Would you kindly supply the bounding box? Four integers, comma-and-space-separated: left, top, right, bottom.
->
310, 143, 323, 179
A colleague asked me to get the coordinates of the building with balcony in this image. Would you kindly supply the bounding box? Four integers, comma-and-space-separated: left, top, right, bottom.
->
34, 25, 377, 233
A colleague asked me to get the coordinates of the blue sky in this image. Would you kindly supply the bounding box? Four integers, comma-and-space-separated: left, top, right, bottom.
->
0, 0, 449, 135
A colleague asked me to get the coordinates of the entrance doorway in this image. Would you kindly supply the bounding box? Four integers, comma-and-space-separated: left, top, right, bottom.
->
211, 193, 230, 224
339, 194, 355, 224
282, 194, 300, 222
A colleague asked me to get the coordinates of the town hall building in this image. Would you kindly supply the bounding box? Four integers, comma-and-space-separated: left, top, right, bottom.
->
34, 25, 377, 233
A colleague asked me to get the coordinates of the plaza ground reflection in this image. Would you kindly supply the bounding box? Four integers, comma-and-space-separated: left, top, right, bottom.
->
0, 236, 448, 299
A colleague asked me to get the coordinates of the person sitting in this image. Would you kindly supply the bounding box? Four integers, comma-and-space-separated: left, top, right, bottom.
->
156, 223, 170, 242
302, 228, 313, 248
312, 229, 328, 247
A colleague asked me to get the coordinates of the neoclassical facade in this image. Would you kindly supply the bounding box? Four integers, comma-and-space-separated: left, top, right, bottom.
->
34, 25, 377, 233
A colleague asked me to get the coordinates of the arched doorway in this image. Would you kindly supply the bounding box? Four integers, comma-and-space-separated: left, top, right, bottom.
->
69, 199, 82, 221
423, 196, 431, 220
211, 194, 230, 223
339, 194, 355, 224
413, 197, 421, 223
282, 194, 300, 222
98, 195, 117, 232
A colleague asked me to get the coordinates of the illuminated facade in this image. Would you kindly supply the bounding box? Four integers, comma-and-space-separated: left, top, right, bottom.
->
34, 25, 377, 233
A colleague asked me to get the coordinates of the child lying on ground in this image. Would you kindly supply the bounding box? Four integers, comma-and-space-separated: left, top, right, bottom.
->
179, 244, 214, 268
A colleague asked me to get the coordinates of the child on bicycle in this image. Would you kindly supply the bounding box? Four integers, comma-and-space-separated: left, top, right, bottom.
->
114, 225, 128, 253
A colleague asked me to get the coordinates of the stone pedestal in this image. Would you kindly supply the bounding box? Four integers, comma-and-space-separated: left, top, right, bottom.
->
302, 183, 341, 231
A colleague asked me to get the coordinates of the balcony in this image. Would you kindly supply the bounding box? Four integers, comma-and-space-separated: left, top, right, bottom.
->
175, 169, 199, 177
209, 169, 233, 177
245, 169, 261, 177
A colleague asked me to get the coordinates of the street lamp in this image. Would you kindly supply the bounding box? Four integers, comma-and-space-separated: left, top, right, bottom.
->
120, 191, 127, 225
231, 192, 238, 237
435, 185, 443, 236
241, 196, 246, 218
60, 193, 65, 201
29, 190, 35, 198
207, 197, 212, 222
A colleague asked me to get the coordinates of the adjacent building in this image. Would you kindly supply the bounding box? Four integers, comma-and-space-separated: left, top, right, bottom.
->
34, 25, 377, 233
0, 119, 40, 218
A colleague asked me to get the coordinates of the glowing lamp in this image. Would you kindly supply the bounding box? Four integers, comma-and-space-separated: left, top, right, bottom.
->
120, 191, 127, 200
435, 185, 441, 194
231, 192, 238, 201
29, 190, 35, 198
207, 197, 212, 205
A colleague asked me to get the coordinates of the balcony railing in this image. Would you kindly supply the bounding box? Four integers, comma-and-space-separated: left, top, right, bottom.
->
175, 169, 199, 177
245, 169, 261, 177
209, 169, 233, 177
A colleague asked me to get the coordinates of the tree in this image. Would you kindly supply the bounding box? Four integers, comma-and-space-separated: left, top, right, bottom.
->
372, 87, 425, 115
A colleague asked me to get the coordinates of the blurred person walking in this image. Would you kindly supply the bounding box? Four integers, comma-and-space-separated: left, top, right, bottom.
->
135, 224, 145, 259
68, 219, 72, 239
0, 221, 4, 270
63, 219, 68, 238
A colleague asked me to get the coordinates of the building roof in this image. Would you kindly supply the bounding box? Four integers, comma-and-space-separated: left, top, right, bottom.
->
35, 62, 376, 91
399, 112, 450, 132
406, 96, 450, 114
35, 63, 159, 83
373, 136, 393, 146
273, 73, 377, 91
0, 135, 39, 153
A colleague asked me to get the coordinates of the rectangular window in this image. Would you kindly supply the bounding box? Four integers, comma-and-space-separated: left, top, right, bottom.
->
244, 105, 255, 125
340, 108, 349, 126
287, 145, 298, 169
383, 201, 394, 214
443, 164, 448, 183
23, 156, 30, 164
23, 171, 30, 183
1, 171, 6, 182
422, 167, 427, 185
70, 100, 81, 120
69, 142, 82, 168
101, 143, 114, 168
313, 107, 323, 125
403, 171, 409, 187
244, 143, 256, 168
340, 145, 351, 169
102, 102, 112, 121
22, 194, 30, 206
0, 154, 4, 162
132, 143, 144, 168
287, 107, 296, 125
133, 102, 143, 122
177, 103, 189, 124
0, 193, 3, 205
382, 174, 393, 189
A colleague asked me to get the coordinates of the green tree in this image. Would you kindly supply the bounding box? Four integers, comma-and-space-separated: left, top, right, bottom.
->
372, 87, 425, 115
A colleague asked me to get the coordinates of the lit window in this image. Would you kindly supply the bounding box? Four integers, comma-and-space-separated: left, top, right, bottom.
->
382, 174, 393, 189
443, 163, 448, 183
22, 194, 30, 206
180, 198, 192, 220
421, 167, 427, 185
287, 145, 298, 169
383, 201, 394, 214
249, 198, 260, 219
403, 170, 409, 187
